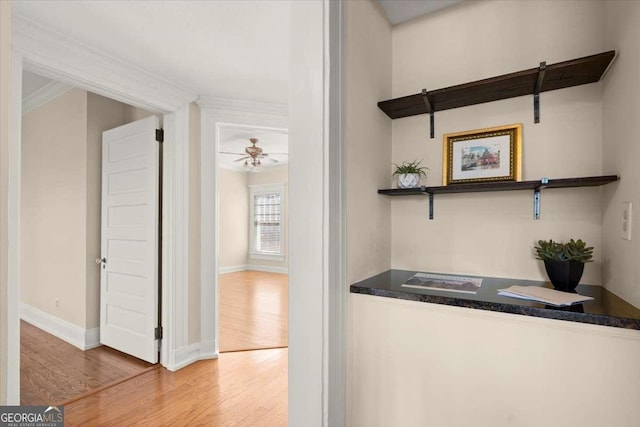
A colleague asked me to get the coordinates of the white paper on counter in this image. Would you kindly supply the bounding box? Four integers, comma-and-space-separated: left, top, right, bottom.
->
498, 285, 593, 306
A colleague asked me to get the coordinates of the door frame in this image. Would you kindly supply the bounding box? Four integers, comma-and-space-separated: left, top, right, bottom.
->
7, 2, 345, 424
198, 1, 346, 425
197, 100, 289, 356
7, 14, 197, 402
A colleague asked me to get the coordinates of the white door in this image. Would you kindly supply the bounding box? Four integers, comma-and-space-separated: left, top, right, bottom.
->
99, 116, 160, 363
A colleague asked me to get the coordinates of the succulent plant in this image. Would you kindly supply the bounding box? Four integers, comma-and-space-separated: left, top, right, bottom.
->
392, 160, 429, 177
563, 239, 594, 263
534, 239, 593, 263
534, 239, 565, 261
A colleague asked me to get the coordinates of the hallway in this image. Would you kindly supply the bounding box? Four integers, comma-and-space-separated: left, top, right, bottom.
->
65, 348, 287, 426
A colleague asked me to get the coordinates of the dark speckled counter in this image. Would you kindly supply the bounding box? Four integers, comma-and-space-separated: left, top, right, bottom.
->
350, 269, 640, 330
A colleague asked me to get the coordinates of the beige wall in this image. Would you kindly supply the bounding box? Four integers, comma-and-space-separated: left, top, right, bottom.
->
247, 165, 289, 270
219, 168, 249, 269
602, 1, 640, 308
345, 0, 392, 284
218, 165, 289, 271
125, 105, 156, 123
22, 89, 89, 328
0, 0, 11, 405
390, 0, 605, 284
351, 294, 640, 427
21, 89, 153, 330
346, 1, 640, 424
188, 102, 201, 344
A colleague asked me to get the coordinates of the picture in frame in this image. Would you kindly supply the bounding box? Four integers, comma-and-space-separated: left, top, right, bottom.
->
442, 123, 522, 186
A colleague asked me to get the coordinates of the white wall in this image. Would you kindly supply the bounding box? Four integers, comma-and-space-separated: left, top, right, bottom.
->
602, 1, 640, 308
345, 0, 392, 284
218, 168, 249, 270
189, 102, 201, 344
0, 0, 11, 405
247, 165, 289, 271
351, 294, 640, 427
390, 0, 605, 284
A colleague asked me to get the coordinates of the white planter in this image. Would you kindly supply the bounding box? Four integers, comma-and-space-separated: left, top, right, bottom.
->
397, 173, 421, 189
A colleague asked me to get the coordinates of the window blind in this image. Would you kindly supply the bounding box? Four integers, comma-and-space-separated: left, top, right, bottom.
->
254, 192, 281, 254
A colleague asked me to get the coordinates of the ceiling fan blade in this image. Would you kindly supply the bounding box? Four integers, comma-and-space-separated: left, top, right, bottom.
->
264, 152, 288, 155
263, 157, 279, 163
219, 151, 245, 155
233, 156, 251, 162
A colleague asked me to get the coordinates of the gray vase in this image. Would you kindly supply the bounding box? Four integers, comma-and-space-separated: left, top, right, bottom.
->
397, 173, 420, 188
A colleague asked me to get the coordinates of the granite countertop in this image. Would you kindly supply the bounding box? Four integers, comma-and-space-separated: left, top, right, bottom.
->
350, 269, 640, 330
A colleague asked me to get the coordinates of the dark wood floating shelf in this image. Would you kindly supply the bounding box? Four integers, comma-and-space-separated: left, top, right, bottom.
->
378, 175, 619, 220
378, 175, 619, 196
378, 51, 616, 136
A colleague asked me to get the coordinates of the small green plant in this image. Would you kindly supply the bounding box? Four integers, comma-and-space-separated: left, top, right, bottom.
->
392, 160, 429, 177
534, 239, 594, 263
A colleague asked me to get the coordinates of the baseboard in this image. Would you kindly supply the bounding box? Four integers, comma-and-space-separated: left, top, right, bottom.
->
20, 303, 100, 351
168, 342, 218, 371
247, 264, 289, 274
219, 264, 289, 275
218, 264, 249, 274
85, 327, 101, 350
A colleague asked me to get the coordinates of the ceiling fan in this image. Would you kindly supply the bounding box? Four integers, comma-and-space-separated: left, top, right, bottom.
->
220, 138, 286, 170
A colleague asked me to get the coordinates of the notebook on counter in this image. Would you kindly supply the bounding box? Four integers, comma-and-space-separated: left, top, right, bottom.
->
498, 285, 593, 306
402, 273, 483, 294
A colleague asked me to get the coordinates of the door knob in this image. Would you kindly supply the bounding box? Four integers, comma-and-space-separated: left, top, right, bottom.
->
96, 257, 107, 268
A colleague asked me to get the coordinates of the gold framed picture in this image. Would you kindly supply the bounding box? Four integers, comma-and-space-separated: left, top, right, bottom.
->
442, 123, 522, 186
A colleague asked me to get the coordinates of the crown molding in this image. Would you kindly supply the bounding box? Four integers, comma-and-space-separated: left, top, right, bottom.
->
197, 95, 288, 116
12, 14, 198, 112
22, 80, 71, 113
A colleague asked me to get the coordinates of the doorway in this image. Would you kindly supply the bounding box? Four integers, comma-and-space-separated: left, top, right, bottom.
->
7, 3, 341, 421
216, 124, 289, 353
19, 70, 161, 404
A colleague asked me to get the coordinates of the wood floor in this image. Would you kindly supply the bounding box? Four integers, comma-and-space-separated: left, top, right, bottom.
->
20, 320, 155, 405
65, 348, 287, 426
21, 270, 288, 420
219, 271, 288, 352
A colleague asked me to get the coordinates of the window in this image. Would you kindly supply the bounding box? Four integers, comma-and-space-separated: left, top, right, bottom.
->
249, 184, 285, 259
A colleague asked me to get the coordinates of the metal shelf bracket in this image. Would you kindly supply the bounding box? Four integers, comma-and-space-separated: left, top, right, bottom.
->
421, 89, 434, 139
533, 177, 549, 219
534, 61, 547, 123
428, 192, 434, 220
533, 189, 541, 219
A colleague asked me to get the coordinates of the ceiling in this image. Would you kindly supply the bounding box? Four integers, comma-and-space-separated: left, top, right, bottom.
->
17, 2, 290, 172
378, 0, 465, 25
14, 0, 466, 104
218, 126, 288, 172
13, 0, 291, 104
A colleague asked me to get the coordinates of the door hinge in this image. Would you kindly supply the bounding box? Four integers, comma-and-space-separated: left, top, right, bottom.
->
155, 128, 164, 143
155, 326, 163, 340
